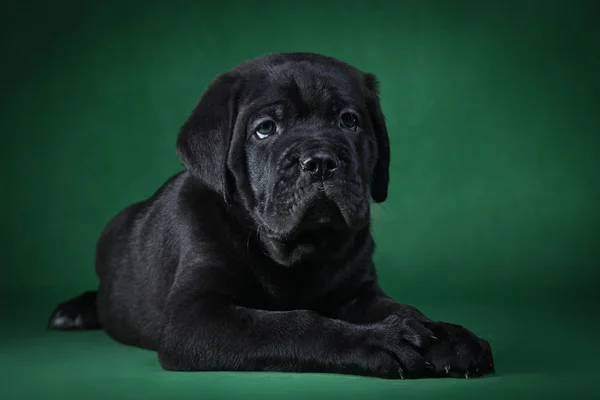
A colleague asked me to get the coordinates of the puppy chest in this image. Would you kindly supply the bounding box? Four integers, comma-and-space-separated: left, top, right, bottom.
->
233, 273, 328, 312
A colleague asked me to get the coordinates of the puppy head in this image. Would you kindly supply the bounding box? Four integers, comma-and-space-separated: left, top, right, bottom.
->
177, 53, 390, 265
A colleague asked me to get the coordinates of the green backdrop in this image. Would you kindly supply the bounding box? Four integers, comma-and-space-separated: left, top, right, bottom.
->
2, 0, 599, 398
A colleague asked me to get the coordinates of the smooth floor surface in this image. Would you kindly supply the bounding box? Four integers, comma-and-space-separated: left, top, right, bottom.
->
2, 295, 599, 399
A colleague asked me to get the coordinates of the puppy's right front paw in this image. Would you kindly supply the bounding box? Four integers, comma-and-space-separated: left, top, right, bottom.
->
364, 315, 437, 379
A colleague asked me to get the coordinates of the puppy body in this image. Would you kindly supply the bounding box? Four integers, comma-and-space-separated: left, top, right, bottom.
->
94, 171, 375, 347
49, 53, 494, 379
96, 170, 376, 351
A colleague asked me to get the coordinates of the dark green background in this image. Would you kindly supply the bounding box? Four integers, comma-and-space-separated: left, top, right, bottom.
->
2, 0, 599, 398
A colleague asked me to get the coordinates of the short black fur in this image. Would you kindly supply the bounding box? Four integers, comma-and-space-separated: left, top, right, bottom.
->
48, 52, 494, 379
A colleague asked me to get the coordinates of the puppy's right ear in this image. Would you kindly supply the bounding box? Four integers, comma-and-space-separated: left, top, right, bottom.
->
176, 73, 242, 202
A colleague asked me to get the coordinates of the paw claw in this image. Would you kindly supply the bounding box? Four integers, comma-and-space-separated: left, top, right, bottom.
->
444, 365, 450, 374
398, 367, 405, 379
424, 361, 434, 370
464, 372, 469, 379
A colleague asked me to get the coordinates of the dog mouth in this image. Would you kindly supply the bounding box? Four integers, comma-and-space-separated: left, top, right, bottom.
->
299, 194, 345, 228
257, 178, 369, 243
273, 188, 350, 242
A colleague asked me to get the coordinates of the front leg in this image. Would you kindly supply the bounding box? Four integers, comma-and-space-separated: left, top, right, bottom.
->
158, 298, 437, 379
157, 273, 440, 379
337, 282, 495, 379
337, 282, 430, 324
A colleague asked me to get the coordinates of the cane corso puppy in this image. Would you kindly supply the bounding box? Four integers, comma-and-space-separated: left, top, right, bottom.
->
48, 52, 494, 379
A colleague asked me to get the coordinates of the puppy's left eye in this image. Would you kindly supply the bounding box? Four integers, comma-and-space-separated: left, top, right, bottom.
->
255, 120, 277, 139
340, 112, 360, 131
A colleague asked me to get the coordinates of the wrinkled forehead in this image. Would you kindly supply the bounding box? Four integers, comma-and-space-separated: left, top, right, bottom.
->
240, 62, 365, 114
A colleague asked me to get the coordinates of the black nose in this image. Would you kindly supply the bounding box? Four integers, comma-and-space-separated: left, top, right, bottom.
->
300, 153, 338, 181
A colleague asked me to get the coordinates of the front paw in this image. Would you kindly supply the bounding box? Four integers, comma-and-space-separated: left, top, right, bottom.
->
363, 315, 438, 379
421, 321, 495, 379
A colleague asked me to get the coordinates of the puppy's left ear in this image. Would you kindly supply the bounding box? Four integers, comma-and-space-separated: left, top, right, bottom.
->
363, 73, 390, 203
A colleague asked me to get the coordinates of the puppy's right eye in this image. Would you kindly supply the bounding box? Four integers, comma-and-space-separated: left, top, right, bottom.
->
255, 120, 277, 139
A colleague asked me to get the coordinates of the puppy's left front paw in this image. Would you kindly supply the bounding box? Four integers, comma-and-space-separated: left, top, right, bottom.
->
422, 321, 495, 379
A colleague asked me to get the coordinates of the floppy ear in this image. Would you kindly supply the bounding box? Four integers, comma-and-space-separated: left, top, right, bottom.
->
363, 73, 390, 203
176, 73, 242, 203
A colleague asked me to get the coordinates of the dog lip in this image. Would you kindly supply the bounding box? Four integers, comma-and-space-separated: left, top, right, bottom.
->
258, 179, 367, 242
283, 197, 347, 240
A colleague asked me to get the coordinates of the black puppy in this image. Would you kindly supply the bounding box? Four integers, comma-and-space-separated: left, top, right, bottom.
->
48, 52, 494, 379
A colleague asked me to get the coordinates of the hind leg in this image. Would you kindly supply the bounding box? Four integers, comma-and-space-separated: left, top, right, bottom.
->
47, 291, 102, 330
